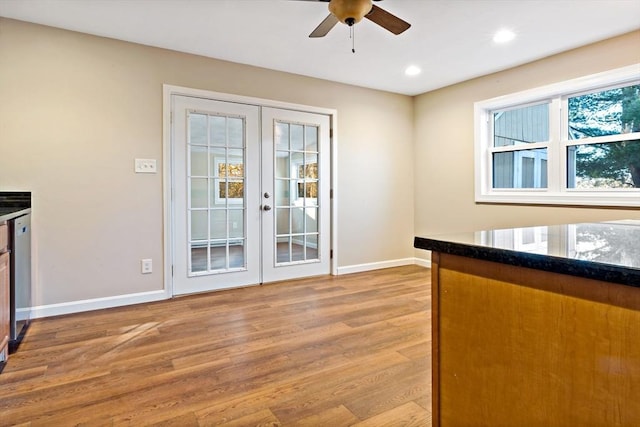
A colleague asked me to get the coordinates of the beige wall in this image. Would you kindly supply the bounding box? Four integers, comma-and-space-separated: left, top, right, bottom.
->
0, 18, 415, 307
414, 30, 640, 251
2, 17, 637, 311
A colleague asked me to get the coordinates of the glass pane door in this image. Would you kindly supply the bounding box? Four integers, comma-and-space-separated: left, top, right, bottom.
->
172, 95, 260, 295
188, 112, 247, 275
262, 107, 330, 283
274, 121, 320, 264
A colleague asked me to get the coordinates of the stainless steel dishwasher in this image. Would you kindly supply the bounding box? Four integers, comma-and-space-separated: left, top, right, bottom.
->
0, 220, 9, 366
9, 213, 31, 351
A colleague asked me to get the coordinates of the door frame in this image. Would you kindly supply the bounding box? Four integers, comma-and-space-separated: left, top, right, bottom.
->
162, 84, 338, 297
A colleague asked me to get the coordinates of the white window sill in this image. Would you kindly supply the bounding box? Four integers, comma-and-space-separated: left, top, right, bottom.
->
476, 191, 640, 208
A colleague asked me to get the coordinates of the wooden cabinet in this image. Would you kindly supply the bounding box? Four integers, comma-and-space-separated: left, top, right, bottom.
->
0, 224, 9, 363
0, 223, 7, 250
431, 252, 640, 427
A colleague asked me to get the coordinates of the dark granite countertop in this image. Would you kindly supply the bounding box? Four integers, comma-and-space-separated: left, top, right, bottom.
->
0, 207, 31, 223
414, 220, 640, 288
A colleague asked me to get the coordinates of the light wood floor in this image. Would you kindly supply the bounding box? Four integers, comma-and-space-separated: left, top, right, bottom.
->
0, 265, 432, 426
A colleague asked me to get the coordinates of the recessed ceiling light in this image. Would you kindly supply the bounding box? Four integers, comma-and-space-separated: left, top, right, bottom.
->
405, 65, 422, 76
493, 29, 516, 44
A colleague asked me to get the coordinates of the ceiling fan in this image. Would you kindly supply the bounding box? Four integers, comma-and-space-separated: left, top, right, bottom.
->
297, 0, 411, 38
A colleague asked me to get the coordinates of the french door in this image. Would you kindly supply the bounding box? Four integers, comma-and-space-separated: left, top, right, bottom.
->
172, 95, 330, 295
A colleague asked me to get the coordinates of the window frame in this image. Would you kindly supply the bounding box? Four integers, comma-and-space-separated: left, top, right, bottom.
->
475, 64, 640, 207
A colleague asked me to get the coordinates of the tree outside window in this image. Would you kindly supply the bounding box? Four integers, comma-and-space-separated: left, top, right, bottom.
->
568, 84, 640, 188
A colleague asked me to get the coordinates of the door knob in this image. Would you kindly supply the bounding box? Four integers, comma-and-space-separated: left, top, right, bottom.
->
263, 205, 272, 211
264, 192, 271, 199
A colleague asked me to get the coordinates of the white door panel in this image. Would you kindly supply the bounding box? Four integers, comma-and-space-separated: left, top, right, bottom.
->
173, 96, 260, 294
261, 107, 331, 283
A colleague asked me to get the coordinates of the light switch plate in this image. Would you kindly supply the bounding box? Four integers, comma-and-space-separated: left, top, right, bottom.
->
135, 158, 157, 173
141, 259, 152, 274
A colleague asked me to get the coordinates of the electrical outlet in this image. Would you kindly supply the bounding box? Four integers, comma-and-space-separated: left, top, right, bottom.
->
141, 259, 152, 274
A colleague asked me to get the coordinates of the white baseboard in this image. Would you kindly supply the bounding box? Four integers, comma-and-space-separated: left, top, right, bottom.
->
414, 257, 431, 268
27, 258, 432, 319
336, 257, 431, 275
28, 289, 170, 319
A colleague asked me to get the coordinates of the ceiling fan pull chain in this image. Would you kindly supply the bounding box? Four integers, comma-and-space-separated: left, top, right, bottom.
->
351, 25, 355, 53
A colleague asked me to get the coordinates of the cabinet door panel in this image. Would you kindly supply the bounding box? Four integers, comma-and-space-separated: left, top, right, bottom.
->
0, 224, 7, 252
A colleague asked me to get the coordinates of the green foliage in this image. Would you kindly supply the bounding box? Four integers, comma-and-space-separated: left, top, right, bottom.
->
570, 84, 640, 187
621, 86, 640, 133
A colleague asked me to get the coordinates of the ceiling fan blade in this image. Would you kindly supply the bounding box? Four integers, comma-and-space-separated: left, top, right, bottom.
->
309, 14, 340, 38
365, 4, 411, 35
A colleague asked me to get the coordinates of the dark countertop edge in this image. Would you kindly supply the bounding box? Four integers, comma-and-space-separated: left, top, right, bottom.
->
0, 208, 31, 223
414, 236, 640, 288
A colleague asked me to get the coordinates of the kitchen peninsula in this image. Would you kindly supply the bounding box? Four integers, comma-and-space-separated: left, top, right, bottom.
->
415, 220, 640, 427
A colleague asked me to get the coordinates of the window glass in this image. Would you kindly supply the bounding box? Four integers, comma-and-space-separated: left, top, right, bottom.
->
493, 148, 548, 189
190, 211, 208, 240
275, 152, 290, 178
228, 209, 244, 239
190, 178, 208, 208
568, 84, 640, 140
209, 147, 226, 176
291, 124, 304, 151
277, 208, 290, 235
210, 209, 226, 240
275, 122, 289, 150
189, 111, 248, 274
190, 145, 208, 177
220, 180, 244, 199
493, 104, 549, 147
210, 116, 226, 146
189, 113, 208, 146
227, 117, 244, 148
305, 125, 318, 151
567, 140, 640, 188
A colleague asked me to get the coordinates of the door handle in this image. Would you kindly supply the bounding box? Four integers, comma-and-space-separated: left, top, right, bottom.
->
263, 205, 272, 211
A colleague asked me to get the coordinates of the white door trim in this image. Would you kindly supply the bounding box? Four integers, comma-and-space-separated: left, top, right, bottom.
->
162, 84, 338, 297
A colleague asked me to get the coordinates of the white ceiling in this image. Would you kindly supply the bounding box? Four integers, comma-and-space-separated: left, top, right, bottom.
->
1, 0, 639, 95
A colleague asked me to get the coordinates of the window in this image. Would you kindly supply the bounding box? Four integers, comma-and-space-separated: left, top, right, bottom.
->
214, 158, 244, 204
296, 163, 318, 199
475, 64, 640, 207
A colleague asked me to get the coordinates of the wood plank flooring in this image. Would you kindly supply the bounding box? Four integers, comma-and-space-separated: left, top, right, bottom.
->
0, 265, 432, 426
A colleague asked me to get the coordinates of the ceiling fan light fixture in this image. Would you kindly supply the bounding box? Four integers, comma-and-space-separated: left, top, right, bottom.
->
307, 0, 410, 39
329, 0, 373, 25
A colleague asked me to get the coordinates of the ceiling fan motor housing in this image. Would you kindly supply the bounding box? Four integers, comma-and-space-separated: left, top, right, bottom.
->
329, 0, 373, 25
